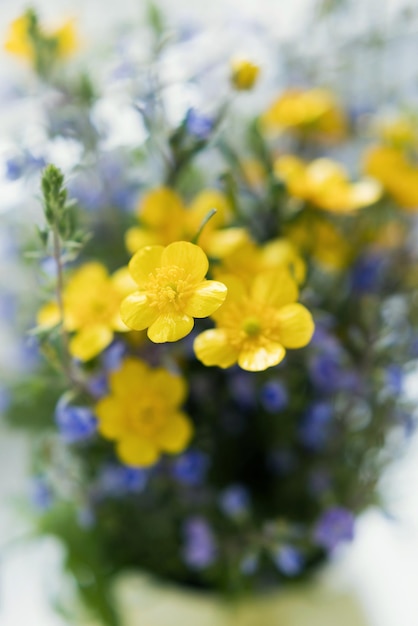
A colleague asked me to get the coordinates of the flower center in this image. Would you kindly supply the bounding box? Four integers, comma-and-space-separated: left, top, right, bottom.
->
242, 316, 262, 336
130, 402, 164, 437
146, 266, 194, 313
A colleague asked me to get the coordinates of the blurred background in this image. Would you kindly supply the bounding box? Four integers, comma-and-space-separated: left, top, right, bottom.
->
1, 0, 418, 624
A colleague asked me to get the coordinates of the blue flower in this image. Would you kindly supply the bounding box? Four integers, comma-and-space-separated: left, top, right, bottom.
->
87, 374, 109, 399
182, 517, 217, 570
55, 396, 97, 443
30, 476, 53, 511
350, 254, 385, 293
172, 450, 209, 486
273, 545, 304, 576
313, 506, 355, 551
298, 402, 333, 450
260, 380, 288, 412
97, 463, 147, 496
384, 365, 403, 395
102, 341, 127, 372
219, 484, 250, 519
185, 108, 214, 140
228, 371, 256, 409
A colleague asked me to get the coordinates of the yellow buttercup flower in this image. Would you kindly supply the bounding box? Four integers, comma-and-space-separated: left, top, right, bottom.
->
194, 270, 314, 372
126, 187, 249, 259
375, 115, 418, 150
120, 241, 227, 343
4, 12, 77, 63
37, 263, 135, 361
216, 238, 306, 285
286, 215, 352, 271
275, 155, 381, 213
230, 58, 260, 91
261, 88, 347, 140
95, 357, 193, 467
363, 145, 418, 211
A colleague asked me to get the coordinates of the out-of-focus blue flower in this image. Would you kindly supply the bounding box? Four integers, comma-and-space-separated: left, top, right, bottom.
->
313, 506, 355, 551
219, 484, 250, 519
185, 108, 214, 140
298, 402, 333, 450
97, 463, 148, 496
55, 396, 97, 443
87, 373, 109, 399
260, 380, 288, 412
267, 448, 297, 476
5, 157, 23, 180
102, 341, 127, 372
182, 516, 217, 570
350, 254, 385, 293
273, 545, 304, 576
309, 352, 343, 393
172, 449, 209, 486
30, 476, 53, 511
384, 365, 403, 395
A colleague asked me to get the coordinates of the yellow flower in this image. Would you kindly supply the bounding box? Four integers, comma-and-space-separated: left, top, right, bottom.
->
120, 241, 227, 343
37, 263, 135, 361
261, 88, 347, 141
4, 12, 77, 62
125, 187, 249, 259
363, 145, 418, 210
230, 58, 260, 91
194, 270, 314, 372
375, 115, 418, 150
275, 155, 381, 213
216, 238, 306, 285
95, 358, 193, 467
286, 215, 351, 271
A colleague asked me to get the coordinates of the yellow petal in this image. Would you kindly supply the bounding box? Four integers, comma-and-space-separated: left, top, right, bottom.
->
204, 228, 250, 258
37, 301, 61, 327
194, 329, 239, 368
111, 266, 138, 297
157, 412, 193, 453
109, 358, 149, 396
276, 303, 315, 348
95, 397, 126, 439
125, 227, 159, 255
149, 370, 187, 407
148, 313, 194, 343
161, 242, 208, 283
250, 269, 298, 308
184, 280, 227, 318
128, 245, 164, 287
120, 292, 159, 330
349, 179, 382, 208
139, 187, 185, 227
238, 341, 286, 372
117, 438, 159, 467
69, 325, 113, 361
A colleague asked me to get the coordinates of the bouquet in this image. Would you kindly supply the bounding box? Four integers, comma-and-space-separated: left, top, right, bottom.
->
3, 5, 418, 625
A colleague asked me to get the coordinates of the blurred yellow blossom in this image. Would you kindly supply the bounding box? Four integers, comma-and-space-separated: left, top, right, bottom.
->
216, 238, 306, 285
194, 269, 314, 372
375, 115, 418, 150
4, 11, 77, 63
275, 155, 381, 213
230, 58, 260, 91
95, 357, 193, 467
286, 216, 352, 271
126, 187, 249, 258
120, 241, 227, 343
261, 88, 347, 140
363, 145, 418, 210
37, 263, 134, 361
